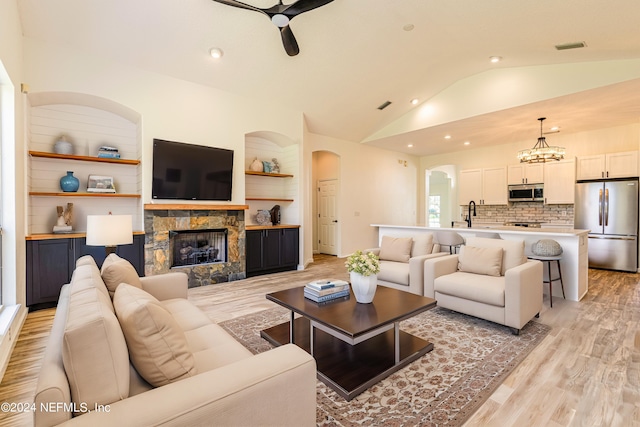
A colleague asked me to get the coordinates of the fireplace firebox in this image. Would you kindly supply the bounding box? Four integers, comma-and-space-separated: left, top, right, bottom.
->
171, 229, 228, 268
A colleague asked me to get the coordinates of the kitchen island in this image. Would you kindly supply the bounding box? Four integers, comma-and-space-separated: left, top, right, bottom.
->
372, 224, 589, 301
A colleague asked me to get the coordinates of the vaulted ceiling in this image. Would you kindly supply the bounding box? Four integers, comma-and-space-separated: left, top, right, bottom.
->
16, 0, 640, 155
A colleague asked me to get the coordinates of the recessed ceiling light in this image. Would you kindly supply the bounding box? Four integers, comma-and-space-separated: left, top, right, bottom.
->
407, 144, 414, 148
403, 24, 415, 32
444, 135, 451, 139
210, 48, 224, 59
489, 56, 502, 63
464, 141, 471, 146
410, 98, 419, 105
550, 126, 560, 132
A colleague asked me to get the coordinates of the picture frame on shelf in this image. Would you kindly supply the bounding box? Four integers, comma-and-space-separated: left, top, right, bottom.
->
87, 175, 116, 193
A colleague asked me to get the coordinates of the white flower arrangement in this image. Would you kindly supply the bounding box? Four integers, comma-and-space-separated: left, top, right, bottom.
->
345, 250, 380, 277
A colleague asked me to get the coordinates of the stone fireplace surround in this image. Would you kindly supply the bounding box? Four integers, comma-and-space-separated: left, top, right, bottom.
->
144, 204, 248, 288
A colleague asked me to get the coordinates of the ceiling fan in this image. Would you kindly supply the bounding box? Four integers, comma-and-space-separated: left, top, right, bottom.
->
211, 0, 335, 56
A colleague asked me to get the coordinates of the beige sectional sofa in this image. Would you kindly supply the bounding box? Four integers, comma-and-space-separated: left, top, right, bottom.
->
366, 234, 445, 295
34, 254, 316, 427
424, 237, 543, 334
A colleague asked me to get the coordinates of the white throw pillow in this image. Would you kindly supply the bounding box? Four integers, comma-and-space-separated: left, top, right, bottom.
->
379, 236, 413, 262
457, 245, 503, 277
101, 254, 143, 296
113, 283, 197, 387
465, 237, 527, 275
411, 234, 434, 257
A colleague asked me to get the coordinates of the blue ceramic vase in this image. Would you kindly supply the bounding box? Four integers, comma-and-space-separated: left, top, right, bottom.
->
60, 171, 80, 192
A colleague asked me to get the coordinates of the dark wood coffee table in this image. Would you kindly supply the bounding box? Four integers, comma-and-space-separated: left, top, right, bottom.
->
261, 286, 437, 400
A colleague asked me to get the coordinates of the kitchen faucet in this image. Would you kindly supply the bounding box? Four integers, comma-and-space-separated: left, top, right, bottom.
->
466, 201, 476, 228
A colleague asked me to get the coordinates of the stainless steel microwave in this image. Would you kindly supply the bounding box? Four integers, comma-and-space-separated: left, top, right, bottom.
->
508, 184, 544, 202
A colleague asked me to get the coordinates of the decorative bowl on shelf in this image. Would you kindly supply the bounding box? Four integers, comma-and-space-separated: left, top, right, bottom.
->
54, 135, 74, 155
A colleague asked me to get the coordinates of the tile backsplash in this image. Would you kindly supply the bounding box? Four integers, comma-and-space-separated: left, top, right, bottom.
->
460, 203, 574, 225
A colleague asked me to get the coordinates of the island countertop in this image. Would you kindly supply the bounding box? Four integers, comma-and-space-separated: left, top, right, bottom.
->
371, 224, 590, 237
372, 224, 589, 302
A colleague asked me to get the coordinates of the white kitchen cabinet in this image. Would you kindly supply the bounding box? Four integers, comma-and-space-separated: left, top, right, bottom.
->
459, 167, 507, 205
507, 163, 544, 185
544, 159, 575, 204
576, 151, 638, 180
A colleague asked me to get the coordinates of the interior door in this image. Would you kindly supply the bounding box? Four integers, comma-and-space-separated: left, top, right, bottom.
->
318, 179, 338, 255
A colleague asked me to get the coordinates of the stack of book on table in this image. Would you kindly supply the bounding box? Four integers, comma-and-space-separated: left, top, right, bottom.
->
304, 279, 350, 303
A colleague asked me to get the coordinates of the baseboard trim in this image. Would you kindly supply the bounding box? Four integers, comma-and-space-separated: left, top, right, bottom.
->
0, 305, 27, 382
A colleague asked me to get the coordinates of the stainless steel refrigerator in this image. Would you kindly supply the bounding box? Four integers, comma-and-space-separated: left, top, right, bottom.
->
575, 179, 638, 272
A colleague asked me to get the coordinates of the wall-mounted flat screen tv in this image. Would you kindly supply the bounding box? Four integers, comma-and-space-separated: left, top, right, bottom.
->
152, 138, 234, 201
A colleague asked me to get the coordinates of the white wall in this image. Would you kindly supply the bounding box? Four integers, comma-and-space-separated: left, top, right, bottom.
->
22, 38, 305, 207
0, 0, 28, 380
307, 132, 420, 256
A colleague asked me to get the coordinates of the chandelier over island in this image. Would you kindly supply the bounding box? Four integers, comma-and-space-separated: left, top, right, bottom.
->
517, 117, 565, 163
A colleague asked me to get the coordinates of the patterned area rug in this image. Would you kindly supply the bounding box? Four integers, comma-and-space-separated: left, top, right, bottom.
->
220, 306, 550, 426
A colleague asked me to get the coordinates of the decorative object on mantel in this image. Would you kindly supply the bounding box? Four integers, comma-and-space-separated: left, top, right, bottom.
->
271, 158, 280, 173
532, 239, 563, 257
86, 212, 133, 255
249, 157, 263, 172
53, 203, 74, 233
517, 117, 565, 163
255, 210, 272, 226
59, 171, 80, 192
87, 175, 116, 193
53, 135, 74, 155
270, 204, 281, 225
345, 250, 380, 303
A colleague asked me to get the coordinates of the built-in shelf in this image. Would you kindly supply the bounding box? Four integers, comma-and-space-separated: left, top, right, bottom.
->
245, 171, 293, 178
246, 197, 294, 202
29, 150, 140, 165
29, 192, 141, 198
27, 231, 146, 241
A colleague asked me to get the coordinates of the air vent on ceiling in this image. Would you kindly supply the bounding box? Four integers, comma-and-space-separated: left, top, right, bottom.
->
377, 101, 392, 110
555, 41, 587, 50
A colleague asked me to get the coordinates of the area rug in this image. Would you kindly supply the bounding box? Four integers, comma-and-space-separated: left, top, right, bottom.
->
219, 306, 550, 426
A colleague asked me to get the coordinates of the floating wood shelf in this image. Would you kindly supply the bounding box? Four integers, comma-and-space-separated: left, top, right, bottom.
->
29, 192, 140, 198
29, 150, 140, 165
246, 197, 294, 202
245, 171, 293, 178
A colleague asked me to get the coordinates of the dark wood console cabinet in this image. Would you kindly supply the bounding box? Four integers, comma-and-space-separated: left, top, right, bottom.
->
26, 234, 144, 309
246, 226, 299, 277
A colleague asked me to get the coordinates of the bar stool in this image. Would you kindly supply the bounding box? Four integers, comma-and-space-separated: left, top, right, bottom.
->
527, 255, 565, 307
436, 231, 465, 254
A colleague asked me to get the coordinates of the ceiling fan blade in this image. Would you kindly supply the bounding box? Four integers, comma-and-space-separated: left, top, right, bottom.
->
280, 25, 300, 56
211, 0, 265, 15
283, 0, 335, 16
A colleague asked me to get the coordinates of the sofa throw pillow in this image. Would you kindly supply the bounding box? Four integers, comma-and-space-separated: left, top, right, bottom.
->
113, 283, 197, 387
101, 254, 142, 296
411, 233, 434, 257
379, 236, 413, 262
62, 287, 130, 412
465, 237, 527, 275
457, 245, 503, 277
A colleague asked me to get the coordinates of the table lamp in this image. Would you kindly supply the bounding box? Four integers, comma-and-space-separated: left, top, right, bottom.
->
86, 213, 133, 255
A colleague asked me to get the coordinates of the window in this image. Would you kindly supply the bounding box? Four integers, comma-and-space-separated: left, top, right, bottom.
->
428, 195, 441, 227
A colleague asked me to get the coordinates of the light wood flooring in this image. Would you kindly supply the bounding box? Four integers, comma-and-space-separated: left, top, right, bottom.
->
1, 255, 639, 426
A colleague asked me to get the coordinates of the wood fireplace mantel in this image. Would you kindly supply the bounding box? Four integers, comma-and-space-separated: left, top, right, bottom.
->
144, 204, 249, 211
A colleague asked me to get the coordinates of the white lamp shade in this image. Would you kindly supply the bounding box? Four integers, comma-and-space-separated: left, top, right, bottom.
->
86, 215, 133, 247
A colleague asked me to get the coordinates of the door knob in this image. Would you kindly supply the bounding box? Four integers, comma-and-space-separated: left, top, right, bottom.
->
332, 220, 338, 223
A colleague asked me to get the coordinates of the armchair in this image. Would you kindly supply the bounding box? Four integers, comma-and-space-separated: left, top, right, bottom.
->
366, 234, 446, 295
424, 237, 543, 334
